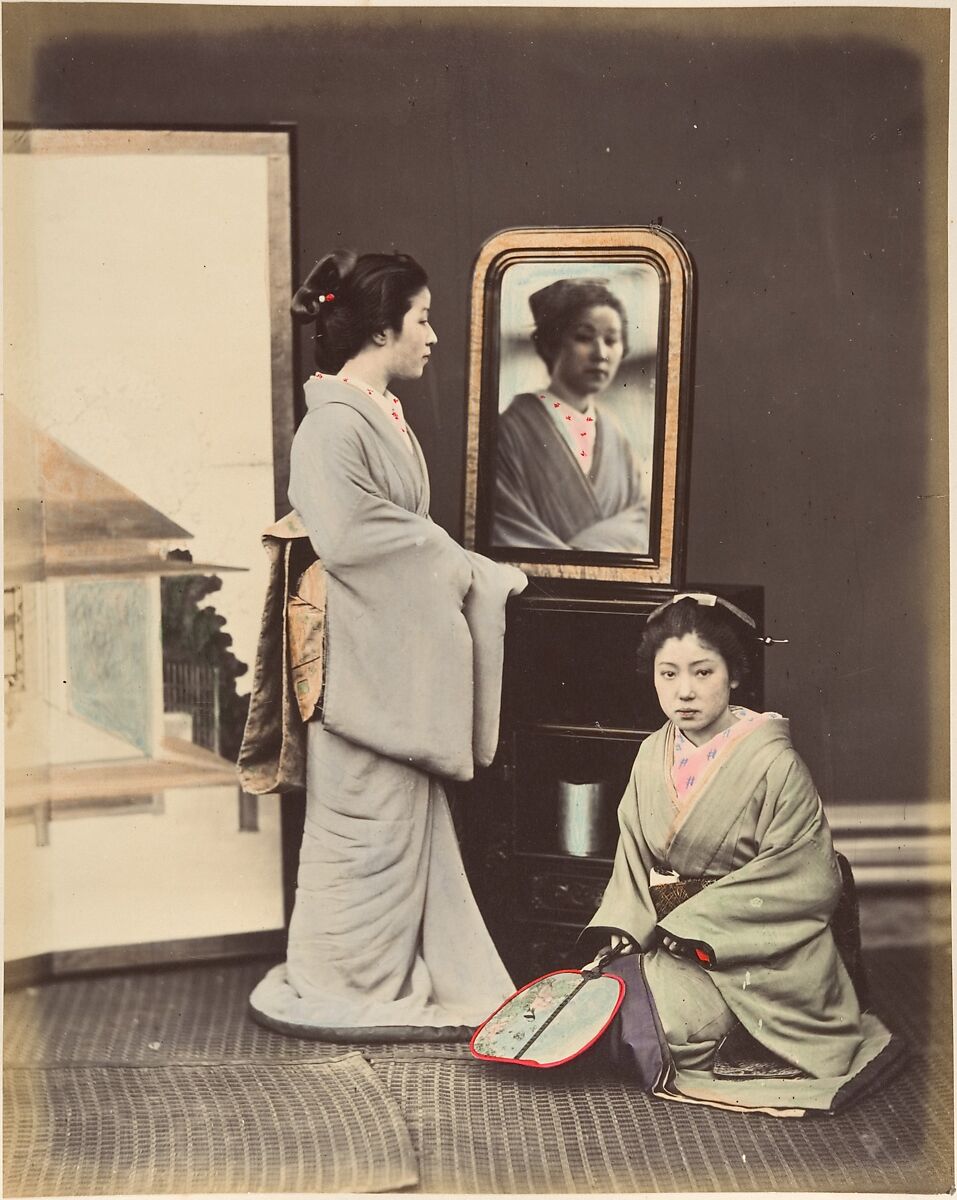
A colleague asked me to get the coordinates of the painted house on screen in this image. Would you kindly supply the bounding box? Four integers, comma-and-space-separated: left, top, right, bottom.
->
4, 411, 284, 979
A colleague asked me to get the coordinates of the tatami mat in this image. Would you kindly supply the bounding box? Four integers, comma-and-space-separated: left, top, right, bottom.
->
3, 959, 470, 1067
4, 1054, 417, 1196
3, 947, 952, 1194
378, 1046, 948, 1194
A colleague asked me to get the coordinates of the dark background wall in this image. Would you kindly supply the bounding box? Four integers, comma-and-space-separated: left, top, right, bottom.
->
5, 4, 948, 809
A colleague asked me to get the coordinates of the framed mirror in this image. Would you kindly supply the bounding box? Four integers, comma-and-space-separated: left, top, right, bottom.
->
463, 226, 694, 585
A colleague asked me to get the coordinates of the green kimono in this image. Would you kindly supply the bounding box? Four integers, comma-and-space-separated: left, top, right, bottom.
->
587, 718, 897, 1113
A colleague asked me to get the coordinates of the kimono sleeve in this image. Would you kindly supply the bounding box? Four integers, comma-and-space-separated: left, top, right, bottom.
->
567, 506, 648, 552
493, 416, 572, 549
463, 550, 527, 766
583, 755, 660, 951
659, 750, 843, 968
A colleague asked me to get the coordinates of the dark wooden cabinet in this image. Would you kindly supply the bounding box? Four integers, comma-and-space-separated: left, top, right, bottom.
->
462, 581, 764, 984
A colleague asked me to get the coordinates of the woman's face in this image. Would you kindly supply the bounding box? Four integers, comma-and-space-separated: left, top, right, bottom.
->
383, 287, 437, 380
550, 304, 625, 399
653, 632, 738, 746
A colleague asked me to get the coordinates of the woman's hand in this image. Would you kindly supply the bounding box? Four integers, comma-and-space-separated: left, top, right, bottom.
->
659, 932, 714, 966
580, 934, 636, 973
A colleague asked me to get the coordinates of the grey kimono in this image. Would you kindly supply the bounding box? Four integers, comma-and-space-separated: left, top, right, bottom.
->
493, 393, 648, 553
250, 375, 526, 1038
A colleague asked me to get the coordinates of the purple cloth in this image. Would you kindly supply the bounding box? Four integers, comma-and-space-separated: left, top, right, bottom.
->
593, 955, 669, 1089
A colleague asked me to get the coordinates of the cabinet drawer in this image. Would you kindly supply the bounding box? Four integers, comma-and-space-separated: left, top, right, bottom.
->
527, 868, 611, 919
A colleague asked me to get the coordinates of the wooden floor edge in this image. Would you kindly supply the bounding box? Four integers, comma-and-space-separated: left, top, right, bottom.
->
4, 928, 287, 991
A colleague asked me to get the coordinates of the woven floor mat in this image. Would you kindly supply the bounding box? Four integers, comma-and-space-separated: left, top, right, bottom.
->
4, 948, 951, 1195
3, 958, 471, 1067
4, 1052, 417, 1196
378, 1051, 952, 1194
6, 948, 943, 1068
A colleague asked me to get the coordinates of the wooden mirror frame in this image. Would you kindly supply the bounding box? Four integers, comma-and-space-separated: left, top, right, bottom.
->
463, 226, 694, 585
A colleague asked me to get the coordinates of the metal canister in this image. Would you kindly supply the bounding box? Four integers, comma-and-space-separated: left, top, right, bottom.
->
556, 779, 610, 857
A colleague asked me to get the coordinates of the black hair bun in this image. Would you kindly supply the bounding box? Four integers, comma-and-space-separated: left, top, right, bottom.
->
291, 250, 357, 323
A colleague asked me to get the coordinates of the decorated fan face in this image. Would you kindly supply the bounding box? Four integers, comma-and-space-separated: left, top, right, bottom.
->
471, 968, 625, 1069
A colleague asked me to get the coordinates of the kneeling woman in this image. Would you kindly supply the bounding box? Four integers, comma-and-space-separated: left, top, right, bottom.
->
583, 594, 900, 1114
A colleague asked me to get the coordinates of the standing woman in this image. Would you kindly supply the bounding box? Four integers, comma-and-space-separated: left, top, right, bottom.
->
493, 278, 648, 553
250, 251, 526, 1039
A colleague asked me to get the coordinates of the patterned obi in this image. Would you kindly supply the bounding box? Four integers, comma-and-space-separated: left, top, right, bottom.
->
648, 865, 719, 922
